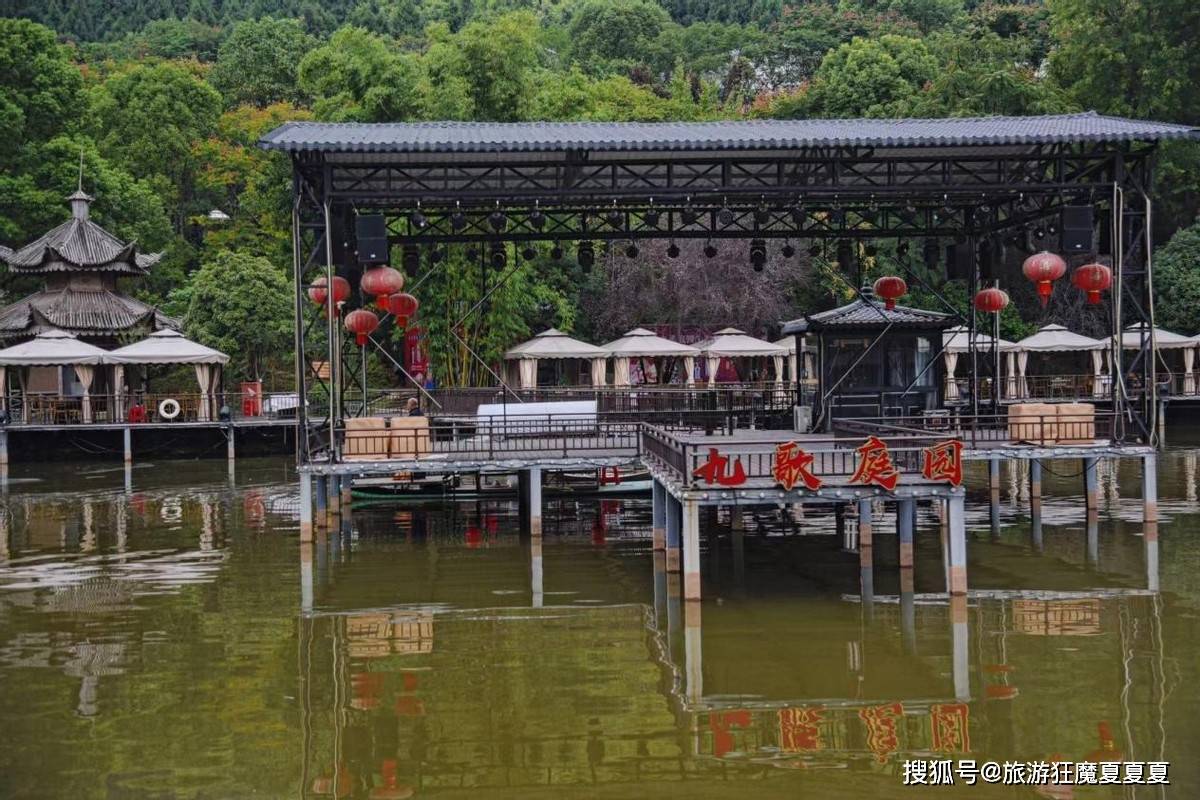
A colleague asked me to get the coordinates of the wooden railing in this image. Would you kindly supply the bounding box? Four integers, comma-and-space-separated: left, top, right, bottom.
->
4, 391, 311, 425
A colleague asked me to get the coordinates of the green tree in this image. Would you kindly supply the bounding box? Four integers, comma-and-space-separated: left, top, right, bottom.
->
184, 251, 294, 381
88, 61, 223, 225
800, 35, 938, 118
0, 19, 84, 168
1152, 220, 1200, 337
842, 0, 965, 33
297, 26, 423, 121
210, 18, 316, 108
567, 0, 671, 75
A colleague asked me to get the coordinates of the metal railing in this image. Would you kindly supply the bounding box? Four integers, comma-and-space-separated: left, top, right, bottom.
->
3, 391, 313, 425
832, 410, 1117, 448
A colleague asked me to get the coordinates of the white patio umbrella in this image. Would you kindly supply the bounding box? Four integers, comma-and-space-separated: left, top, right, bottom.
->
942, 325, 1021, 400
504, 328, 608, 388
1115, 323, 1197, 394
695, 327, 788, 386
106, 329, 230, 421
601, 328, 700, 386
1014, 324, 1106, 400
0, 329, 108, 422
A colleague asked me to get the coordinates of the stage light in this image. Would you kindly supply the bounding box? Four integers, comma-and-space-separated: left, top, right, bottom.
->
808, 244, 822, 257
897, 241, 910, 256
550, 245, 563, 260
681, 207, 699, 226
466, 246, 479, 261
577, 241, 595, 270
749, 238, 766, 271
717, 206, 734, 226
521, 246, 537, 261
643, 208, 660, 228
782, 242, 796, 258
667, 242, 680, 258
429, 247, 444, 263
450, 207, 468, 230
528, 208, 546, 230
625, 243, 639, 258
490, 243, 506, 268
409, 208, 427, 229
488, 210, 507, 232
754, 206, 770, 226
829, 207, 846, 225
703, 242, 718, 258
790, 201, 805, 225
864, 244, 878, 258
606, 207, 624, 228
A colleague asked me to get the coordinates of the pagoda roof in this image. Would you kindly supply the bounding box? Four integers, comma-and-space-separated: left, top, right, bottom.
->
1, 191, 161, 276
0, 288, 179, 341
782, 288, 954, 334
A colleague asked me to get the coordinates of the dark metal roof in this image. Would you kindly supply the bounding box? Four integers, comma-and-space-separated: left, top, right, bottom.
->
782, 291, 953, 334
2, 195, 160, 276
259, 112, 1199, 154
0, 288, 179, 340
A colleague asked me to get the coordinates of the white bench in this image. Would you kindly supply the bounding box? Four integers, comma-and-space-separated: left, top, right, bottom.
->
475, 400, 598, 438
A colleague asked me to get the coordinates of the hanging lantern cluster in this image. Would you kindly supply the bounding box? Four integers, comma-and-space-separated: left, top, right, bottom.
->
872, 275, 907, 310
361, 265, 405, 310
307, 275, 350, 317
973, 287, 1010, 314
1071, 262, 1113, 305
1021, 251, 1067, 307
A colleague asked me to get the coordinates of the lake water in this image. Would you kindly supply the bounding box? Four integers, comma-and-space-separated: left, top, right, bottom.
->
0, 439, 1197, 798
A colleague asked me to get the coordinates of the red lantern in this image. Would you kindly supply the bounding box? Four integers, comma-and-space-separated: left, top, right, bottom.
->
973, 287, 1010, 313
1072, 262, 1112, 305
386, 292, 420, 327
872, 276, 907, 310
344, 308, 379, 346
1021, 251, 1066, 307
307, 275, 350, 317
360, 266, 404, 310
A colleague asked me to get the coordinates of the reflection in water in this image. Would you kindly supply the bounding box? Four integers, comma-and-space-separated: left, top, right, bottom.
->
0, 451, 1196, 797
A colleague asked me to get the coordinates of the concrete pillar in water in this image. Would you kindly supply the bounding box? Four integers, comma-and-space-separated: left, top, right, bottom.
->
988, 458, 1000, 493
1030, 460, 1043, 552
530, 535, 544, 608
897, 497, 915, 570
666, 494, 682, 572
314, 475, 328, 530
341, 474, 353, 506
1086, 514, 1099, 567
684, 599, 703, 702
938, 499, 950, 589
122, 427, 131, 465
1083, 457, 1099, 515
226, 425, 235, 462
299, 473, 314, 542
1143, 453, 1159, 592
947, 492, 968, 596
950, 594, 970, 701
652, 550, 668, 629
300, 541, 314, 613
651, 479, 667, 551
989, 459, 1001, 540
899, 550, 916, 654
731, 523, 745, 592
328, 471, 340, 515
682, 499, 702, 600
857, 499, 873, 606
526, 467, 543, 537
0, 430, 7, 468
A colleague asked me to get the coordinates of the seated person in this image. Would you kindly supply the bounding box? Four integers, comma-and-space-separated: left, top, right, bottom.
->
406, 398, 424, 417
128, 401, 147, 423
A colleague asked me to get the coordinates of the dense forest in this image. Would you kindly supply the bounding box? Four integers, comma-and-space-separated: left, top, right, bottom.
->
1, 0, 1199, 385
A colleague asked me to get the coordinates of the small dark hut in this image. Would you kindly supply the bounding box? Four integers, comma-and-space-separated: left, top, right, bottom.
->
782, 287, 954, 427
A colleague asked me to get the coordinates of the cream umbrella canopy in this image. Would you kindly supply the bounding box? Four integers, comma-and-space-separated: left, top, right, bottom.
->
1116, 323, 1196, 394
0, 329, 108, 422
106, 330, 231, 421
503, 328, 609, 388
601, 328, 700, 386
942, 325, 1021, 400
1015, 324, 1106, 399
695, 327, 788, 386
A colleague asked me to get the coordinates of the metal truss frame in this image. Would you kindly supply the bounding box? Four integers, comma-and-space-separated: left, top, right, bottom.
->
289, 141, 1161, 464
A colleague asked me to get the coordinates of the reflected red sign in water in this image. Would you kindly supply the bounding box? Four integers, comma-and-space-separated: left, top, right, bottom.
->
860, 702, 903, 763
779, 706, 824, 752
930, 703, 971, 752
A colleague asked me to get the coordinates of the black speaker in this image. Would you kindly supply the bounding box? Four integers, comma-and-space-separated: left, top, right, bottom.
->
1062, 205, 1094, 253
943, 244, 966, 282
355, 214, 389, 264
978, 238, 995, 282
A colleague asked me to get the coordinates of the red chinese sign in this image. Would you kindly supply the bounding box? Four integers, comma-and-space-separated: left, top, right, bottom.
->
772, 441, 823, 491
849, 435, 901, 490
930, 703, 971, 752
692, 448, 747, 486
779, 706, 825, 752
859, 702, 904, 763
921, 439, 964, 486
710, 710, 752, 758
